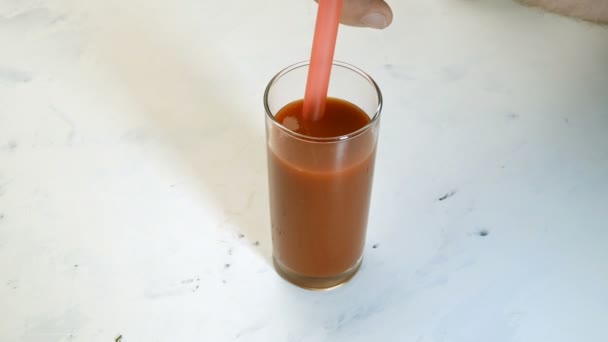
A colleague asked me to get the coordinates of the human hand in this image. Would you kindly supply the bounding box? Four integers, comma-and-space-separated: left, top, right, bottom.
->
316, 0, 393, 29
315, 0, 607, 28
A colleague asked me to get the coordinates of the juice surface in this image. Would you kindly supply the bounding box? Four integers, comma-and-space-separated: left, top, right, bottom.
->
275, 98, 370, 138
268, 98, 376, 277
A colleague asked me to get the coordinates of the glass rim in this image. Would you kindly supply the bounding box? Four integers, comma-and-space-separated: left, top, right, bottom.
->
263, 60, 383, 143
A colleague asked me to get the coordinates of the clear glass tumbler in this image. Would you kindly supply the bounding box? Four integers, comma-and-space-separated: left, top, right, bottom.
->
264, 61, 382, 290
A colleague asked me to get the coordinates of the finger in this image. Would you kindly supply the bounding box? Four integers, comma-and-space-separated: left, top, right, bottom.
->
315, 0, 393, 29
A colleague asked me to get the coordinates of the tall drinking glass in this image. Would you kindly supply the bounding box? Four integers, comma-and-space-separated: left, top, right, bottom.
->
264, 61, 382, 290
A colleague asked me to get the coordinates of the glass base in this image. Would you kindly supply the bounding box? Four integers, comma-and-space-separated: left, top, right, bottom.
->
273, 256, 363, 291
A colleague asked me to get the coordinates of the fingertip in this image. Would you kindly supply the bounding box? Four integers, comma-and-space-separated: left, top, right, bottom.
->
361, 12, 389, 29
316, 0, 393, 29
342, 0, 393, 29
364, 1, 393, 29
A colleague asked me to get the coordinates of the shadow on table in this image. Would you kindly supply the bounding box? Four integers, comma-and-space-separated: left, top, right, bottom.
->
88, 14, 271, 264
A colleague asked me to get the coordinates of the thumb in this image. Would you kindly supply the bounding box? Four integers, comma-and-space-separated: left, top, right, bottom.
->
316, 0, 393, 29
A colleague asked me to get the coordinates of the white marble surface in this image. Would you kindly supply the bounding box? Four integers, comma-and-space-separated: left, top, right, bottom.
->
1, 0, 608, 341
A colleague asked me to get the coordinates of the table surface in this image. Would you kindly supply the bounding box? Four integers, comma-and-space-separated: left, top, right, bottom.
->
1, 0, 607, 341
